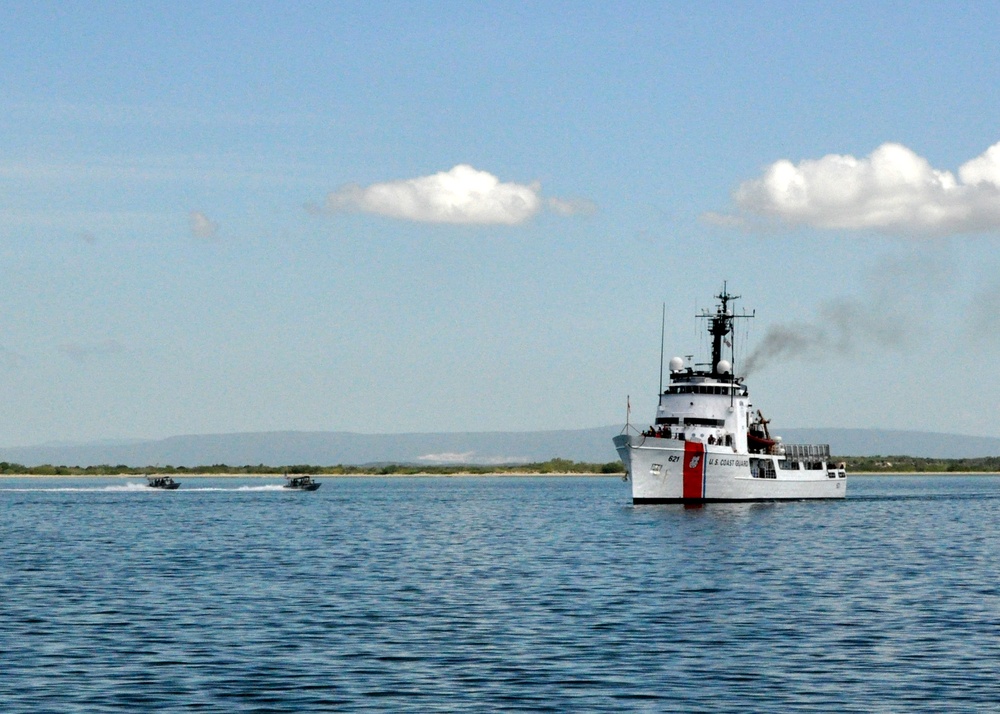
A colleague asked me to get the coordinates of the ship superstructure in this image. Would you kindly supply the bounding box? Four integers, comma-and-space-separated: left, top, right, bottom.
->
613, 287, 846, 503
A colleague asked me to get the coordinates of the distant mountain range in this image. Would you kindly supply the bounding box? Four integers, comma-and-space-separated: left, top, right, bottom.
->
2, 427, 1000, 468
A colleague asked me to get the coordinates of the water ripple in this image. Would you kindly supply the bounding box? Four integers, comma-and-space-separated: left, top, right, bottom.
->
1, 475, 999, 711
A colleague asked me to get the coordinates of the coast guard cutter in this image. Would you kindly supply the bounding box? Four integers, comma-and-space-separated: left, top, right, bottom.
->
613, 287, 846, 503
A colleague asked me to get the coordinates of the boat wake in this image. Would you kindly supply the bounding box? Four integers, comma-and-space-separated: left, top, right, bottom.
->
2, 483, 292, 493
202, 485, 287, 492
2, 483, 156, 493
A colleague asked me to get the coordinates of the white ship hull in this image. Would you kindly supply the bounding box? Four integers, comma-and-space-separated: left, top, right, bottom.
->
613, 287, 847, 504
614, 434, 846, 503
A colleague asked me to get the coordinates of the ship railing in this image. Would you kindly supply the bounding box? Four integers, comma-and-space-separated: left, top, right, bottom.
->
782, 443, 831, 460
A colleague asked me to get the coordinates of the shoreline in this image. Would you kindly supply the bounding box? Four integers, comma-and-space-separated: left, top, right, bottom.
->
2, 471, 1000, 479
844, 471, 1000, 476
0, 472, 619, 479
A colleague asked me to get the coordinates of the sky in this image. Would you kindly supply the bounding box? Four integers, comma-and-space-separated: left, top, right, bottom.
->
3, 1, 1000, 447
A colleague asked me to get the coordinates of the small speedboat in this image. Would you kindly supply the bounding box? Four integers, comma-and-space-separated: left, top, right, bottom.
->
283, 474, 321, 491
146, 475, 180, 490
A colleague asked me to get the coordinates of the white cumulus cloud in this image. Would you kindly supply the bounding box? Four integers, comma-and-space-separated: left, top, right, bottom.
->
317, 165, 590, 225
711, 141, 1000, 236
959, 142, 1000, 187
323, 165, 539, 224
547, 196, 598, 216
189, 210, 219, 239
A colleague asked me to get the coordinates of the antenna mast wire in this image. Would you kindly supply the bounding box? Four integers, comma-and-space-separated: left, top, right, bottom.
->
658, 303, 665, 394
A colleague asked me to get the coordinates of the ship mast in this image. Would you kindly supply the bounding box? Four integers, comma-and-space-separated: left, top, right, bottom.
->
699, 282, 753, 377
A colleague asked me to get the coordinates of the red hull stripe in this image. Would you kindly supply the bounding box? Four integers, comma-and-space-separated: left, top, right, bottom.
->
682, 441, 706, 499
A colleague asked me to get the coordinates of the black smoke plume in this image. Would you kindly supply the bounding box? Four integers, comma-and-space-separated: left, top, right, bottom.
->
742, 251, 950, 376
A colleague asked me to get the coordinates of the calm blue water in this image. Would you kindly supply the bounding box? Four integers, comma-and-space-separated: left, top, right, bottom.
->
2, 475, 999, 712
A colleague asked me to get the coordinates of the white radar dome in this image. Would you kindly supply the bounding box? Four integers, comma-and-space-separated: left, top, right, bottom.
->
669, 356, 684, 371
717, 359, 732, 374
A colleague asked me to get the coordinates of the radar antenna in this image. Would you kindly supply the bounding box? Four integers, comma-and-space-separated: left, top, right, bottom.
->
697, 281, 754, 377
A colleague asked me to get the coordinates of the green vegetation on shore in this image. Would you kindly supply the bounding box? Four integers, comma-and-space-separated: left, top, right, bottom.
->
0, 458, 625, 476
839, 456, 1000, 473
6, 455, 1000, 476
